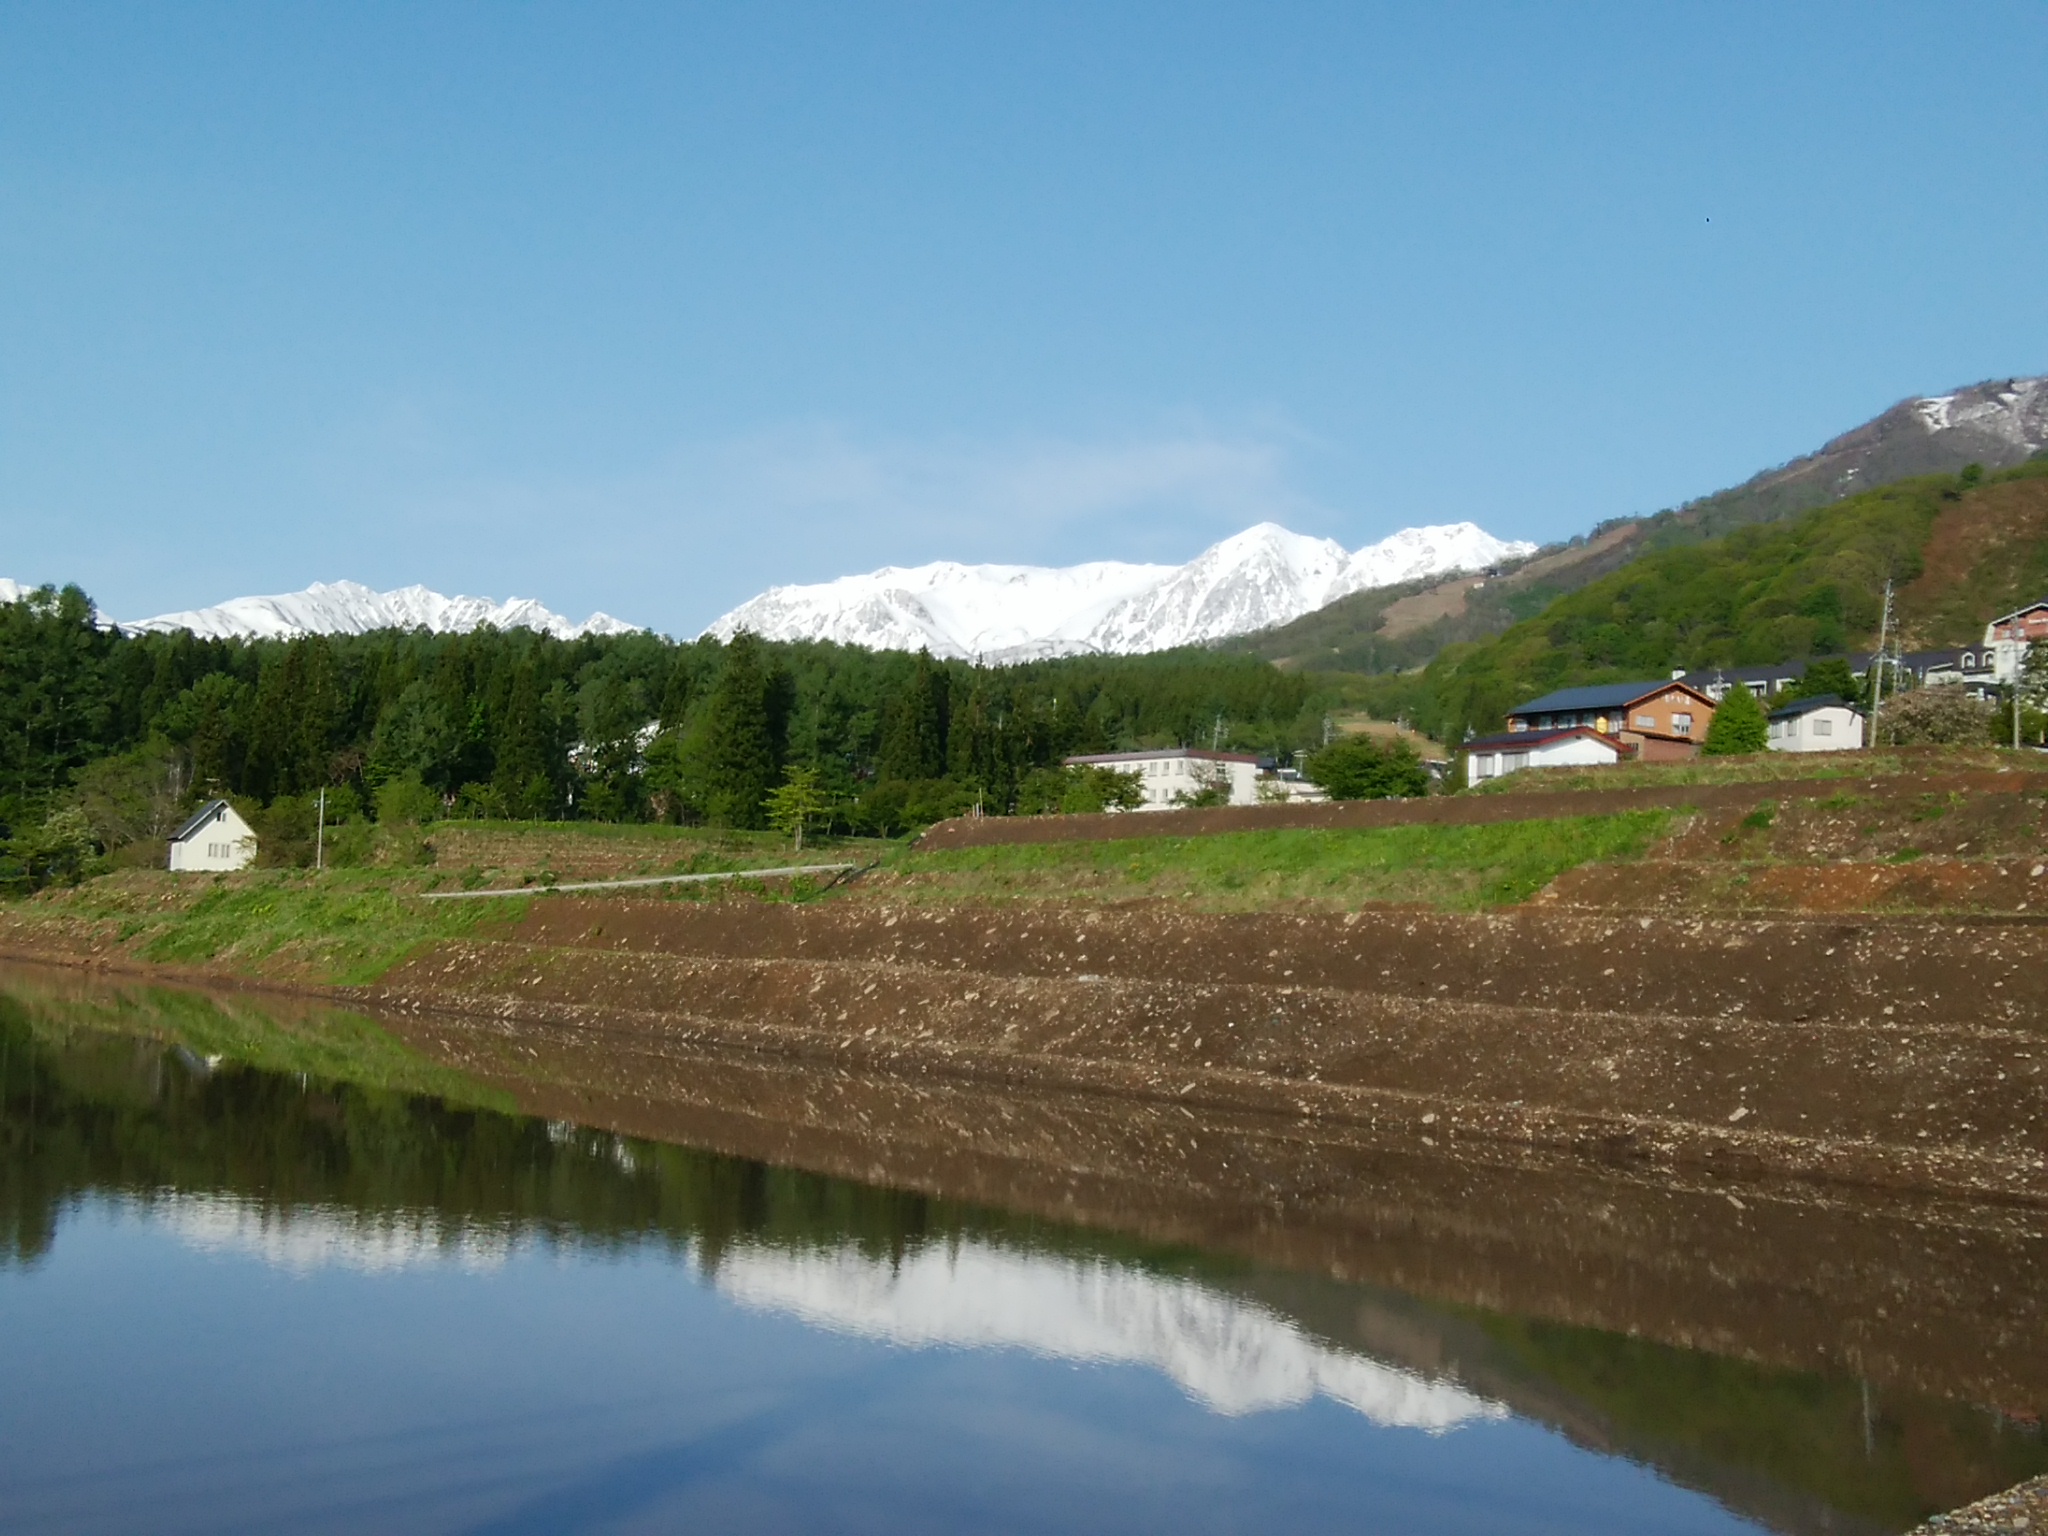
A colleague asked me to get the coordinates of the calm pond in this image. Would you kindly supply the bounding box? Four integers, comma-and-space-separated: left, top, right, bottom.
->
1, 964, 2041, 1535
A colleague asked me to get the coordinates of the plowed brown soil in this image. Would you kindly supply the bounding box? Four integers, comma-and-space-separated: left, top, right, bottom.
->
377, 1002, 2048, 1418
373, 895, 2048, 1206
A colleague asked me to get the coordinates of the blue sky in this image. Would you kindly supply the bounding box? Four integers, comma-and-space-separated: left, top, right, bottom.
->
3, 3, 2044, 635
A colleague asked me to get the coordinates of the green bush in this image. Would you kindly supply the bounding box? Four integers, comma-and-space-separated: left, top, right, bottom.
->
374, 773, 441, 826
1014, 765, 1145, 816
0, 807, 99, 893
1305, 734, 1429, 799
1702, 684, 1768, 755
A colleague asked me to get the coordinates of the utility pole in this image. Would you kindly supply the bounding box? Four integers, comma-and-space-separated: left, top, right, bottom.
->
1212, 713, 1223, 750
315, 787, 326, 872
1869, 579, 1894, 747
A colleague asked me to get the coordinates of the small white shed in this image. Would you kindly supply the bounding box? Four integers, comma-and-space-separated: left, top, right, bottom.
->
168, 800, 258, 872
1767, 695, 1864, 753
1465, 726, 1630, 786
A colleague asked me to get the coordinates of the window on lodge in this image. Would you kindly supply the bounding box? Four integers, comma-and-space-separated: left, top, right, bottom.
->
1634, 713, 1655, 729
1673, 712, 1694, 734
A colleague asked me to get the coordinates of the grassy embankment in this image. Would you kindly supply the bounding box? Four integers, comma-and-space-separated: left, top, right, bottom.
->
1468, 744, 2048, 795
1, 810, 1677, 983
1, 823, 896, 986
871, 812, 1672, 910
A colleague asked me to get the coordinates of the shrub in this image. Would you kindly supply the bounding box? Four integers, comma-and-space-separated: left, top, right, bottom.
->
1015, 765, 1145, 816
0, 807, 99, 893
1702, 684, 1768, 755
1876, 685, 1995, 746
374, 773, 441, 826
1305, 735, 1429, 799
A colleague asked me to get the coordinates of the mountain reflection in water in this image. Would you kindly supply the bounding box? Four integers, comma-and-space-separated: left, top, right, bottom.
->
1, 966, 2043, 1536
142, 1187, 1498, 1429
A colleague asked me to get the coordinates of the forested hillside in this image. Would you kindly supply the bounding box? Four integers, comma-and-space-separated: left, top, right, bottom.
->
0, 589, 1337, 858
1237, 379, 2046, 680
1364, 460, 2048, 746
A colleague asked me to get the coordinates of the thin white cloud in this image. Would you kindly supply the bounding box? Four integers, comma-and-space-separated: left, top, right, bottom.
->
212, 411, 1347, 636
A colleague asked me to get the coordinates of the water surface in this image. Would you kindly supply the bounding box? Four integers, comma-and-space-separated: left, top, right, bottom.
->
1, 968, 2040, 1534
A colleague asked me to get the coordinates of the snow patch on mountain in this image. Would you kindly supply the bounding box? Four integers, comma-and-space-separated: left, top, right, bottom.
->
119, 580, 640, 641
707, 521, 1534, 659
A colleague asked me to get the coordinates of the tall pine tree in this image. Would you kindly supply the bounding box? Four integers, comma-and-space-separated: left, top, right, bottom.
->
696, 633, 779, 827
881, 650, 949, 782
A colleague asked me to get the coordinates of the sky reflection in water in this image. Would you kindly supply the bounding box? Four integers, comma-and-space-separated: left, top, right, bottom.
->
2, 1200, 1750, 1536
4, 975, 2025, 1534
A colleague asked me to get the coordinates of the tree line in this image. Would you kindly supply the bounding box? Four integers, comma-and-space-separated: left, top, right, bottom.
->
0, 582, 1345, 861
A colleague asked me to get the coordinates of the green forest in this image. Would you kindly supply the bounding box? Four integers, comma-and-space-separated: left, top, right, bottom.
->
0, 583, 1344, 865
1364, 460, 2048, 746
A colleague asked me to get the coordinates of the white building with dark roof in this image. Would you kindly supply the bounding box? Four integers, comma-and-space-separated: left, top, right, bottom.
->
168, 800, 257, 872
1767, 694, 1864, 753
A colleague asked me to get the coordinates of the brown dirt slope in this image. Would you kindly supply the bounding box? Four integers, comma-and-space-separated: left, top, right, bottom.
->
1902, 472, 2048, 647
375, 893, 2048, 1206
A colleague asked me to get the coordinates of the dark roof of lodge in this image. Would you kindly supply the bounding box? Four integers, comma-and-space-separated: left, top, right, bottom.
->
170, 799, 231, 843
1507, 681, 1695, 717
1681, 649, 1996, 690
1769, 693, 1859, 719
1464, 726, 1629, 753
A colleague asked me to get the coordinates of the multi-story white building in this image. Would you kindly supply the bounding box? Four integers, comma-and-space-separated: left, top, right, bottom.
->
1062, 749, 1263, 810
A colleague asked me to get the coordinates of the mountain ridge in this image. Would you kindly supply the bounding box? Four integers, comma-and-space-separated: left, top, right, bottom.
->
705, 520, 1536, 661
1238, 373, 2047, 675
0, 579, 642, 641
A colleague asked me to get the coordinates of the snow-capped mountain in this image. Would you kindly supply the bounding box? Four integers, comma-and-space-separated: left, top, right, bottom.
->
1719, 374, 2047, 511
707, 521, 1534, 660
117, 580, 639, 641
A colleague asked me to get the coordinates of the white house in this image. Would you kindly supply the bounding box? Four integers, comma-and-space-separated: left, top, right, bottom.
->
168, 800, 258, 872
1063, 749, 1263, 810
1464, 726, 1631, 786
1767, 695, 1864, 753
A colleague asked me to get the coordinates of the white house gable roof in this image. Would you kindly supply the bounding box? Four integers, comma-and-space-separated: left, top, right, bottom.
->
170, 800, 251, 844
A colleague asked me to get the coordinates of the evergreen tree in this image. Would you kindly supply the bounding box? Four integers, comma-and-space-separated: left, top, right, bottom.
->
696, 633, 779, 827
1790, 658, 1858, 703
492, 659, 557, 818
1701, 683, 1769, 755
880, 650, 949, 781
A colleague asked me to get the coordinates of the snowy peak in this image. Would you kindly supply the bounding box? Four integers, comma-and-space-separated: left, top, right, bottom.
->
706, 557, 1175, 659
117, 580, 640, 641
1086, 523, 1350, 653
706, 520, 1535, 660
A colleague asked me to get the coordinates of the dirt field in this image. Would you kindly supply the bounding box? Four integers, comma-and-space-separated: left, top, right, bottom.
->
371, 892, 2048, 1208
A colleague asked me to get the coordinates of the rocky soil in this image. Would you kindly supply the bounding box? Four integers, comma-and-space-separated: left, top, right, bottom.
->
372, 894, 2048, 1207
